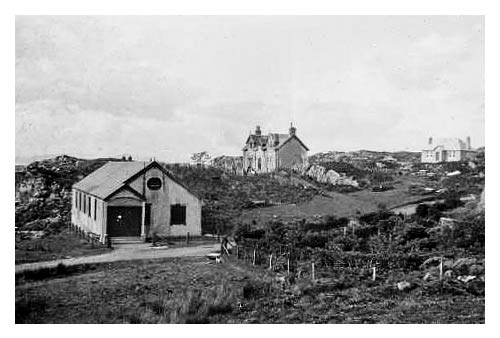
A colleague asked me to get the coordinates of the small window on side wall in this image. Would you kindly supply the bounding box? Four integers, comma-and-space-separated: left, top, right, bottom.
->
170, 204, 186, 225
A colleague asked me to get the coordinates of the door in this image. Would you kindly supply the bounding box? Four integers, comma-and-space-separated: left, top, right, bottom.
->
107, 206, 142, 237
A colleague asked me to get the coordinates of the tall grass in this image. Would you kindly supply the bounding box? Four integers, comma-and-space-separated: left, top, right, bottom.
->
128, 284, 239, 324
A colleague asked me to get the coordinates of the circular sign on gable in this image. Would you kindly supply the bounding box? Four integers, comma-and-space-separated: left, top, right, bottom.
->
147, 177, 162, 190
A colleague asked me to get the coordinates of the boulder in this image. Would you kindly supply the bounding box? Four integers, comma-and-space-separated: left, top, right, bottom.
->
457, 275, 477, 283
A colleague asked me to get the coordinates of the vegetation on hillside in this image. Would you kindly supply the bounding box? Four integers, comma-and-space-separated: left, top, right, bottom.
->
164, 164, 319, 234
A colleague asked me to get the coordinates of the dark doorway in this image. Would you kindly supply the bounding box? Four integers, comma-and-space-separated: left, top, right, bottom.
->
107, 206, 142, 237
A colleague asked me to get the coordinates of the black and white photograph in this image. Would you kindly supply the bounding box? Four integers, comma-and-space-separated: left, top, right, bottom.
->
11, 9, 489, 326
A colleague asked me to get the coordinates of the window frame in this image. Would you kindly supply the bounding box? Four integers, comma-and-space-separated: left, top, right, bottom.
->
170, 204, 187, 225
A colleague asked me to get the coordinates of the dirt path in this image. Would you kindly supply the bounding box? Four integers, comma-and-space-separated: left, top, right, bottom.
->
15, 242, 220, 274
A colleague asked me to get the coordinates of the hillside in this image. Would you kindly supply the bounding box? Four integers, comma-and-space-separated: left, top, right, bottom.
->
310, 150, 421, 165
163, 164, 320, 234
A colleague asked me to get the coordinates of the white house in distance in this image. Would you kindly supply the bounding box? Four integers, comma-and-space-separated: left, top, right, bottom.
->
421, 136, 476, 163
71, 161, 202, 244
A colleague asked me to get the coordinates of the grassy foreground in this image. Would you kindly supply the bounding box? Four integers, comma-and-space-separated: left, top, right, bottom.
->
15, 229, 110, 265
15, 257, 484, 324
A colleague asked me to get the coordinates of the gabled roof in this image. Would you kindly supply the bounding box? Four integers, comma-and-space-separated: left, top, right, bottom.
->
277, 134, 310, 151
73, 161, 200, 200
243, 127, 309, 152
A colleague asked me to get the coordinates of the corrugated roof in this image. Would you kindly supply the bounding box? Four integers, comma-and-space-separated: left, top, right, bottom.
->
73, 161, 148, 199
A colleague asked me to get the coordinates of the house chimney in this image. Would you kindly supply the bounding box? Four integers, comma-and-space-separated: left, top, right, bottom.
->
466, 136, 471, 150
289, 122, 296, 136
255, 125, 262, 136
428, 137, 433, 145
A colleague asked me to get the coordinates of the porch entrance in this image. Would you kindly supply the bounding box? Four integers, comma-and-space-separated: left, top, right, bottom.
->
107, 206, 142, 237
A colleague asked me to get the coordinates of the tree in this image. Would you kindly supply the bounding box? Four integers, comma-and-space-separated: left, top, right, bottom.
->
191, 151, 211, 166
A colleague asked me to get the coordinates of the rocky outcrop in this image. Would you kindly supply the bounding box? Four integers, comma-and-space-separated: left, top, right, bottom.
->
304, 165, 359, 187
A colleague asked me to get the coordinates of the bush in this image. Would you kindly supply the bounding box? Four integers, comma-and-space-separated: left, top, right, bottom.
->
301, 233, 328, 248
242, 280, 271, 300
324, 215, 350, 229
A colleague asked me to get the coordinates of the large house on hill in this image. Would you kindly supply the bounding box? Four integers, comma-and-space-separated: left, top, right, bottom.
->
242, 124, 309, 174
421, 136, 476, 163
71, 161, 201, 244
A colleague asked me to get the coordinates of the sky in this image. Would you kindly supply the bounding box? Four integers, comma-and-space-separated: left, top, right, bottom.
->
15, 16, 485, 163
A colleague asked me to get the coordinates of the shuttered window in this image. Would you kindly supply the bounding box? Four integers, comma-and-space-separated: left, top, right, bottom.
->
170, 204, 186, 225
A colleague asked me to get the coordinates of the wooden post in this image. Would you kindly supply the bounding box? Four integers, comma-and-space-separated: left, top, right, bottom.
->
343, 227, 346, 237
269, 254, 273, 270
287, 257, 290, 275
186, 231, 190, 244
372, 267, 376, 281
253, 249, 256, 265
311, 262, 315, 281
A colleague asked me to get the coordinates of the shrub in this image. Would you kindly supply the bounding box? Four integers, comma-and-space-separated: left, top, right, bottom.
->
242, 280, 271, 300
300, 233, 328, 248
324, 215, 350, 229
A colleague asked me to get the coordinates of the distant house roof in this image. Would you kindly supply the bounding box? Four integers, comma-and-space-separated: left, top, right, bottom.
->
73, 161, 199, 200
243, 131, 308, 151
423, 138, 468, 151
277, 134, 310, 151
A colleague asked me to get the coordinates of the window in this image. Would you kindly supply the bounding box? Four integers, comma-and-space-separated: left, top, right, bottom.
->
94, 198, 97, 220
79, 192, 82, 211
170, 204, 186, 225
88, 196, 91, 217
147, 177, 162, 190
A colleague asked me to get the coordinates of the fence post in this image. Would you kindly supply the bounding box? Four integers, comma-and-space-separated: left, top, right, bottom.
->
269, 254, 273, 270
311, 262, 315, 281
372, 267, 376, 281
236, 245, 239, 259
253, 249, 256, 265
287, 257, 290, 275
343, 227, 346, 237
186, 231, 190, 245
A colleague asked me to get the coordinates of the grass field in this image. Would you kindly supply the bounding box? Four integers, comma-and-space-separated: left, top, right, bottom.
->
238, 176, 432, 223
15, 256, 484, 324
15, 229, 110, 265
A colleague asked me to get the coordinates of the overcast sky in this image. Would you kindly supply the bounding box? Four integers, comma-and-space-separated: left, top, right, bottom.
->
15, 16, 484, 163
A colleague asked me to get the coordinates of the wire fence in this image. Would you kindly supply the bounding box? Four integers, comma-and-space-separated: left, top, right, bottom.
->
232, 241, 448, 281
